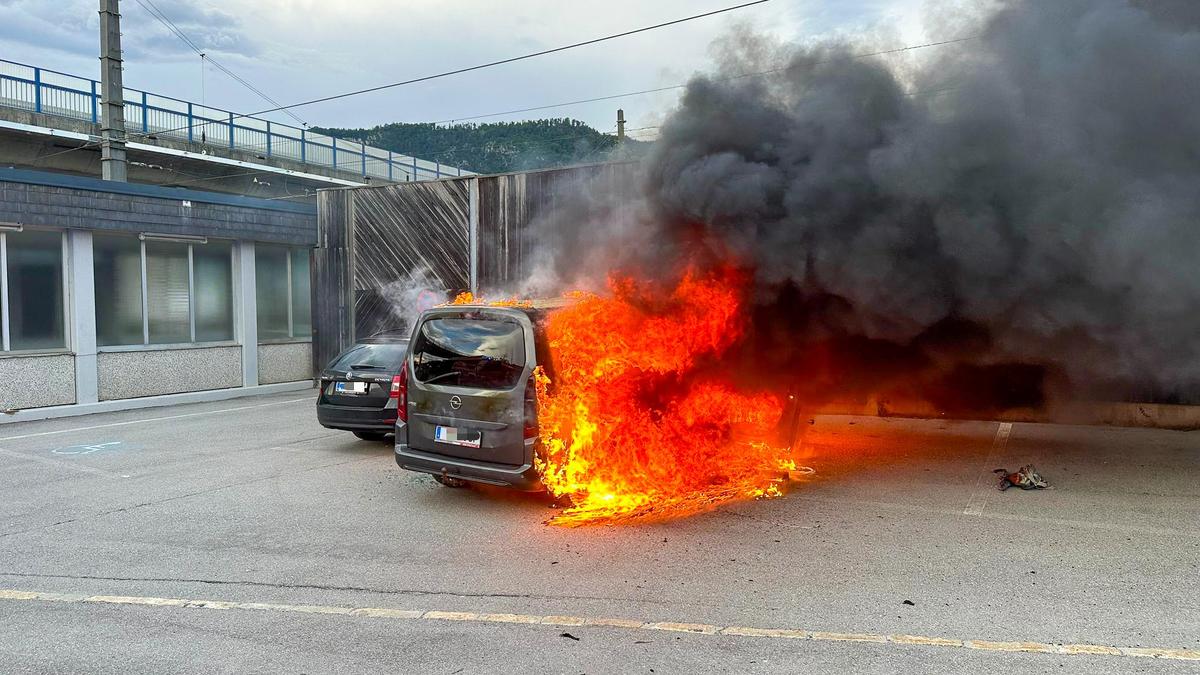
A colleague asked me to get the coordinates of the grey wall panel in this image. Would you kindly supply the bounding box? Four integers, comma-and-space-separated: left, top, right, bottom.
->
0, 354, 76, 410
351, 181, 470, 293
353, 289, 396, 340
0, 180, 317, 245
347, 181, 470, 338
476, 173, 527, 291
312, 163, 639, 367
258, 342, 313, 384
313, 189, 354, 371
475, 162, 640, 293
98, 346, 242, 400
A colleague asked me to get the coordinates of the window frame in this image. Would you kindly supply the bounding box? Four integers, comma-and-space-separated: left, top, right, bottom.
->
256, 244, 312, 344
0, 226, 70, 355
94, 233, 236, 351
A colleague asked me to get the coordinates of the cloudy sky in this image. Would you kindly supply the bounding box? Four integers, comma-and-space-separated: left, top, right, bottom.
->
0, 0, 932, 135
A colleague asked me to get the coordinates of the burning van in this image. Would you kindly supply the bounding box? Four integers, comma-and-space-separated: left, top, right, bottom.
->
393, 271, 804, 527
393, 303, 554, 490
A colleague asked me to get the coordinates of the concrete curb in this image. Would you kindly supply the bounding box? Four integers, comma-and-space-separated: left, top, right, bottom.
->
0, 381, 315, 425
813, 399, 1200, 431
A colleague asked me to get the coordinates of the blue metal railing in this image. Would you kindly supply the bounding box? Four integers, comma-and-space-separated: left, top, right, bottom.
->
0, 58, 468, 182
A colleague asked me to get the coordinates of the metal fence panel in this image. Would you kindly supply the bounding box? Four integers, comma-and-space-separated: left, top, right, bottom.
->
0, 58, 469, 180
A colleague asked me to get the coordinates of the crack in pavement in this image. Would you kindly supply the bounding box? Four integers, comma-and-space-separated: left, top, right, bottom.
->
0, 570, 719, 611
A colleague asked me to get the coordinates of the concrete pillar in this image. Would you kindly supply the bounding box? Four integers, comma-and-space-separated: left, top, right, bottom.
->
237, 240, 258, 387
68, 230, 98, 404
99, 0, 128, 182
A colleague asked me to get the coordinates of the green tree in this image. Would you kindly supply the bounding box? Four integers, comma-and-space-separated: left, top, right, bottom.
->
311, 118, 649, 175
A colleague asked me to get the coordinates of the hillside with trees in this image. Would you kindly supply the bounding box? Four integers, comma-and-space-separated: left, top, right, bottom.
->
312, 118, 649, 175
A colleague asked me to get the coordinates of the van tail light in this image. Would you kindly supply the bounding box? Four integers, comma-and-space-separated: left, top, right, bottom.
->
523, 374, 538, 439
391, 367, 408, 422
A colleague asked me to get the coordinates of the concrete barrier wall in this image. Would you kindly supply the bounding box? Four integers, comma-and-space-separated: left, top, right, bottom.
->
258, 342, 313, 385
814, 398, 1200, 431
98, 346, 242, 400
0, 353, 75, 410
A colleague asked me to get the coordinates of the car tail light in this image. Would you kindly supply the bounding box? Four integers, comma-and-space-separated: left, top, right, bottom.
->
523, 374, 537, 439
391, 367, 408, 422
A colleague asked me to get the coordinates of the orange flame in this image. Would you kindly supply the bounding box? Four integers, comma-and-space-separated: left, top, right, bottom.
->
449, 291, 530, 308
534, 267, 794, 526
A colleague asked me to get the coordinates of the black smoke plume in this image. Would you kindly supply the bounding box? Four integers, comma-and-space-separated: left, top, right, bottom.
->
535, 0, 1200, 409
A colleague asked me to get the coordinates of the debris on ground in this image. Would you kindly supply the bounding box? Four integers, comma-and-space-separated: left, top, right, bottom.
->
994, 464, 1049, 491
902, 600, 915, 606
787, 465, 816, 481
559, 632, 580, 641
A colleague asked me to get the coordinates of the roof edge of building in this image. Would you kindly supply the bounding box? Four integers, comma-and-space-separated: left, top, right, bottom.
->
0, 167, 315, 215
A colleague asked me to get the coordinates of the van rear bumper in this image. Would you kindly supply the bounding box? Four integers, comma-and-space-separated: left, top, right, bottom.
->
394, 423, 543, 491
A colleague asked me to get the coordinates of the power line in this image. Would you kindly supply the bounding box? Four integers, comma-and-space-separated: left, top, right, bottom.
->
612, 82, 965, 136
232, 0, 771, 119
37, 0, 770, 165
151, 80, 967, 186
132, 0, 308, 127
432, 36, 977, 125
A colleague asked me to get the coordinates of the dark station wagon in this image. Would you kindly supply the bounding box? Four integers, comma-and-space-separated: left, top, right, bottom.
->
316, 333, 411, 441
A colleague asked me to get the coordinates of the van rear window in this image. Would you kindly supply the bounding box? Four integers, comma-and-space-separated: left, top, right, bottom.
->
412, 318, 526, 389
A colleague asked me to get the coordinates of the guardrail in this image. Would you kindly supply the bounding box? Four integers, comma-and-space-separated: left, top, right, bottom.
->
0, 58, 465, 182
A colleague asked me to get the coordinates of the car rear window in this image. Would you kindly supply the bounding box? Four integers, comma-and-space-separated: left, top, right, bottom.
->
412, 317, 526, 389
329, 342, 408, 371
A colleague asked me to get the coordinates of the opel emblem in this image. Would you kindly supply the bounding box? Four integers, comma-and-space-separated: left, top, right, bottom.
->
449, 395, 463, 410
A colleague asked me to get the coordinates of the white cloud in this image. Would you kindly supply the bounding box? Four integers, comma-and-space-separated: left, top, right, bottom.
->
1, 1, 932, 131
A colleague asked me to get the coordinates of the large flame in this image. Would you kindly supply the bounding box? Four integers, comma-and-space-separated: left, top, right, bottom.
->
533, 267, 795, 526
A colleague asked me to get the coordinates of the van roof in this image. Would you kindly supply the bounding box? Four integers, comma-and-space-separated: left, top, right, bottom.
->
429, 304, 543, 317
436, 296, 572, 311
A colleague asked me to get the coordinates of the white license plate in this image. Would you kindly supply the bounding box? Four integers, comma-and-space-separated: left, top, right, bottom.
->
435, 425, 482, 448
335, 381, 368, 395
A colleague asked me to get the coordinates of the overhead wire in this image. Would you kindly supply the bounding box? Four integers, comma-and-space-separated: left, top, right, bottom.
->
99, 80, 968, 189
35, 0, 771, 165
159, 80, 967, 192
131, 0, 308, 127
431, 36, 976, 125
46, 6, 971, 188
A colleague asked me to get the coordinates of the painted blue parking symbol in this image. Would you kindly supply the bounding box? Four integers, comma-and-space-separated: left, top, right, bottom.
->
52, 441, 131, 456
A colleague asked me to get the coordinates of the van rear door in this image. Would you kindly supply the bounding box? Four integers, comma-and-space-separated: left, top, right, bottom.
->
406, 311, 534, 467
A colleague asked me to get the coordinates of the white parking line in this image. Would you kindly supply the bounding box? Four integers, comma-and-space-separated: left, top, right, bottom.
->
0, 397, 314, 442
963, 422, 1012, 516
1, 588, 1196, 661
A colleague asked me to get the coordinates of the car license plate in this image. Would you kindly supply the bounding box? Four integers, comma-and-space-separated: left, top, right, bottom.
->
335, 381, 368, 395
435, 425, 482, 448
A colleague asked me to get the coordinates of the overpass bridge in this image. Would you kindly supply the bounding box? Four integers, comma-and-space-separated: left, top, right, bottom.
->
0, 58, 468, 199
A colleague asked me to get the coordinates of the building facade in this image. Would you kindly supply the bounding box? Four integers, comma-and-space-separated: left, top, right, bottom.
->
0, 167, 318, 422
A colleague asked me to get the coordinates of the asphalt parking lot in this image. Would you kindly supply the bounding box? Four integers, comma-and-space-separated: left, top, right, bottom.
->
0, 390, 1197, 673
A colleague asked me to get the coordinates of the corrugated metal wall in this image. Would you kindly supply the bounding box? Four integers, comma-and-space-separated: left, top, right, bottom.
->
350, 180, 470, 341
312, 189, 354, 372
314, 162, 639, 369
475, 162, 638, 290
